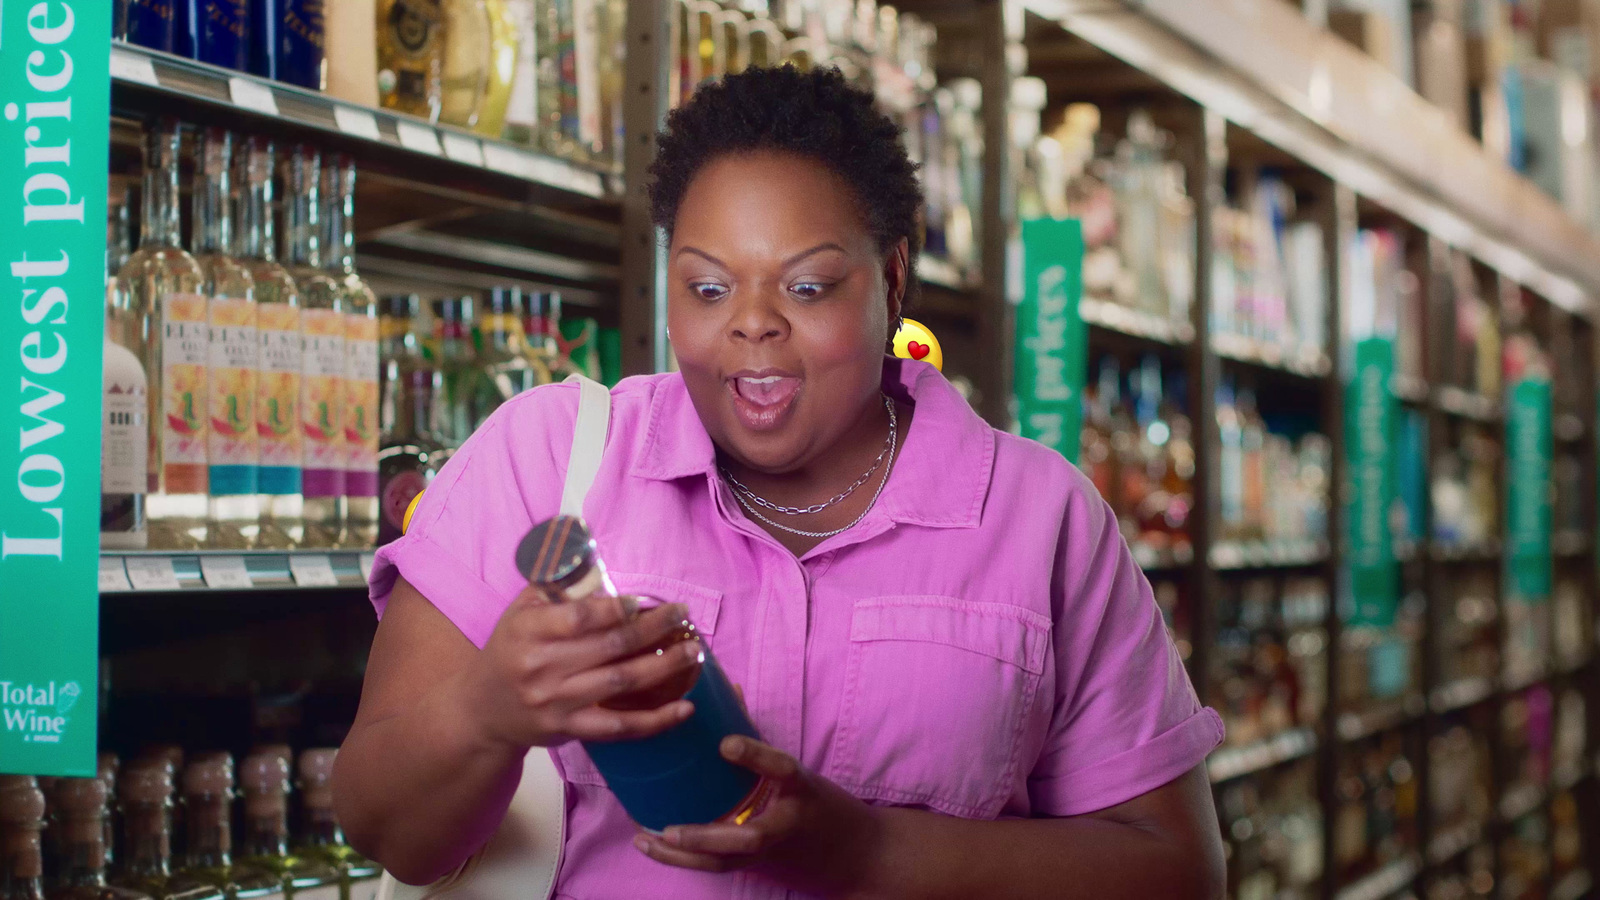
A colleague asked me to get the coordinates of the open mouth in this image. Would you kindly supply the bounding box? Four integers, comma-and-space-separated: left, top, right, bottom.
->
727, 371, 802, 431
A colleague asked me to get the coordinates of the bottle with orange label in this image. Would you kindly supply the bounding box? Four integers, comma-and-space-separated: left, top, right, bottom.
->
322, 156, 380, 550
192, 128, 260, 550
235, 138, 305, 549
282, 147, 347, 550
117, 119, 208, 550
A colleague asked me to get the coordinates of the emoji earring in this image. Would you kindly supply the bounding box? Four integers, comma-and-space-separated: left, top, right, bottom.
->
892, 318, 943, 372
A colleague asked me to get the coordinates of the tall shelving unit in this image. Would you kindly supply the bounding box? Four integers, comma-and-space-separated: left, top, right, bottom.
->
88, 2, 1600, 897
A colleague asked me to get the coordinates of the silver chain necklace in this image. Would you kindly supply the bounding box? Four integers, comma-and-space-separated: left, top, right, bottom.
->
721, 397, 898, 540
721, 396, 895, 515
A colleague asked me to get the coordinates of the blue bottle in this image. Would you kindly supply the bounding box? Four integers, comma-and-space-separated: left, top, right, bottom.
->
195, 0, 250, 71
264, 0, 327, 90
125, 0, 179, 53
518, 516, 771, 834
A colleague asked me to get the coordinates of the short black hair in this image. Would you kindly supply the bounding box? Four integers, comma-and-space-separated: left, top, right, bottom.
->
648, 66, 923, 279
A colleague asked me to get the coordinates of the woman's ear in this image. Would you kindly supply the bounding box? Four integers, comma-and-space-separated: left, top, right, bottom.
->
884, 237, 910, 326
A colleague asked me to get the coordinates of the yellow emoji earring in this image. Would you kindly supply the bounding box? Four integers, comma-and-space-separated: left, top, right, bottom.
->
892, 318, 943, 372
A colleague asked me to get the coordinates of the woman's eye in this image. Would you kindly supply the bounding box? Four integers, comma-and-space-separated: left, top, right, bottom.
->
690, 282, 728, 301
789, 282, 827, 300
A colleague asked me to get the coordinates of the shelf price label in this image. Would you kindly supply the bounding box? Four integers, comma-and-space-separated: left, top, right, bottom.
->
108, 47, 158, 86
1013, 219, 1086, 464
289, 554, 339, 587
1344, 337, 1400, 627
441, 133, 486, 167
199, 555, 254, 590
1506, 377, 1552, 601
333, 106, 383, 142
227, 77, 280, 117
125, 557, 182, 592
1, 2, 111, 776
98, 558, 132, 593
396, 121, 444, 156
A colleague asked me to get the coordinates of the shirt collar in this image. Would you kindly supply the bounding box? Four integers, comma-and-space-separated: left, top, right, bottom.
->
632, 358, 995, 530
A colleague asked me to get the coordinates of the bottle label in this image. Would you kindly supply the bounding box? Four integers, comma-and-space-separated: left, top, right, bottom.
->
258, 304, 304, 476
388, 0, 443, 56
574, 0, 600, 150
301, 309, 346, 479
161, 292, 210, 491
343, 313, 381, 495
103, 341, 149, 496
505, 0, 539, 128
556, 0, 579, 140
207, 297, 259, 491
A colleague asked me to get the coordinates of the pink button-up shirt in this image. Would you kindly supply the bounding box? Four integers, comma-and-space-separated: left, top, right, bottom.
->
370, 358, 1223, 900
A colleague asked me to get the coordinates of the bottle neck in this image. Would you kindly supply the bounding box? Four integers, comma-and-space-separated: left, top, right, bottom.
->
192, 144, 232, 257
238, 156, 277, 263
438, 321, 473, 361
379, 318, 419, 361
184, 796, 233, 869
298, 806, 344, 849
483, 315, 525, 354
322, 165, 357, 274
284, 155, 323, 269
523, 313, 560, 354
121, 803, 173, 878
240, 808, 289, 859
140, 131, 183, 250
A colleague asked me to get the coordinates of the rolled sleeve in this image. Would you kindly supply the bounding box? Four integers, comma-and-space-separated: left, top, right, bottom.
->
1028, 476, 1224, 816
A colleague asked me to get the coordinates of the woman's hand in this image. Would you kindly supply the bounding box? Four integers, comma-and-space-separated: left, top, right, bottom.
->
457, 587, 704, 750
634, 736, 885, 897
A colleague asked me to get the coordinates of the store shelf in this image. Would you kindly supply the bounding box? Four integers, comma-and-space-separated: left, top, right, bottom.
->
1337, 695, 1426, 743
1554, 413, 1588, 444
1078, 298, 1195, 345
1210, 333, 1331, 379
1428, 540, 1503, 563
1130, 542, 1193, 573
1390, 375, 1431, 406
1334, 855, 1421, 900
109, 43, 614, 204
1430, 675, 1497, 714
918, 257, 977, 293
99, 551, 372, 594
1553, 531, 1592, 559
1553, 870, 1593, 900
1427, 820, 1485, 867
1207, 727, 1318, 784
1209, 540, 1330, 571
1498, 781, 1548, 823
1434, 386, 1502, 424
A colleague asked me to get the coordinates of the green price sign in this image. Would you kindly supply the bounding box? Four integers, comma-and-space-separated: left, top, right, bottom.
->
1344, 337, 1399, 627
1, 1, 110, 776
1014, 218, 1086, 463
1506, 377, 1551, 601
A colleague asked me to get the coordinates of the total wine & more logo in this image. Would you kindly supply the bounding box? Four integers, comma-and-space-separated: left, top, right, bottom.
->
0, 680, 82, 744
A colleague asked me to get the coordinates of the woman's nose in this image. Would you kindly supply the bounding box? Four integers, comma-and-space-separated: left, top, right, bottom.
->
728, 293, 787, 343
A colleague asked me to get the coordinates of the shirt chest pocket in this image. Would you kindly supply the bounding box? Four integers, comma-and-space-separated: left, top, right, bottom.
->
830, 597, 1051, 819
549, 572, 723, 788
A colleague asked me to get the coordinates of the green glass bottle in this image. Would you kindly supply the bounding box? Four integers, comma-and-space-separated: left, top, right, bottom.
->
234, 756, 341, 900
111, 765, 223, 900
292, 752, 381, 900
176, 757, 283, 900
42, 778, 151, 899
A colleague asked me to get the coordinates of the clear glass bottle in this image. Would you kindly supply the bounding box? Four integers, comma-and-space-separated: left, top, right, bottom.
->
176, 759, 283, 900
536, 0, 577, 154
502, 0, 540, 145
1078, 360, 1117, 507
1239, 385, 1267, 543
112, 765, 224, 900
477, 287, 550, 427
118, 120, 209, 550
104, 182, 150, 550
1216, 377, 1245, 543
282, 147, 347, 549
377, 297, 451, 547
522, 292, 583, 384
192, 128, 261, 549
0, 776, 47, 900
377, 0, 445, 121
475, 0, 519, 137
44, 780, 151, 900
235, 138, 305, 549
291, 751, 381, 900
434, 298, 482, 446
323, 156, 380, 550
439, 0, 494, 128
235, 757, 341, 900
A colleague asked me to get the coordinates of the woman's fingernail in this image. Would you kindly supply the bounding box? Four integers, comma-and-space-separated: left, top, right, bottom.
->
676, 700, 695, 718
634, 835, 651, 853
663, 828, 682, 846
684, 640, 705, 663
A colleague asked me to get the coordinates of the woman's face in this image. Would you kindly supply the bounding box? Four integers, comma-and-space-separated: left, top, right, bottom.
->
667, 151, 906, 475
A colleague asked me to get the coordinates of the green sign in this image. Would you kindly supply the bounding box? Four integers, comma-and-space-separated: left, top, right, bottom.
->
1345, 337, 1399, 626
1, 1, 109, 776
1506, 377, 1552, 601
1014, 219, 1086, 462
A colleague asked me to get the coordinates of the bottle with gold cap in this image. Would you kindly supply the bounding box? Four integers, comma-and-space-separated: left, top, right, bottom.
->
176, 756, 283, 899
111, 764, 222, 900
42, 778, 151, 899
292, 751, 381, 900
476, 287, 550, 428
0, 776, 47, 900
235, 756, 341, 900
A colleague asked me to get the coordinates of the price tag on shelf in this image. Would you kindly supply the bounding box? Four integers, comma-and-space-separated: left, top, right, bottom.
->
440, 133, 485, 166
483, 143, 534, 179
396, 121, 443, 156
124, 556, 182, 592
359, 552, 376, 583
228, 76, 280, 117
333, 106, 383, 142
199, 556, 254, 590
289, 554, 339, 587
109, 48, 159, 86
527, 155, 605, 198
98, 557, 132, 593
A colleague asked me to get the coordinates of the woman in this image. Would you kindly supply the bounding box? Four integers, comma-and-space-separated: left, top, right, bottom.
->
335, 66, 1226, 898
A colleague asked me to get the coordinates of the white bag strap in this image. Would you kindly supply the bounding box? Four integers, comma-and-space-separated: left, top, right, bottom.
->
560, 374, 612, 517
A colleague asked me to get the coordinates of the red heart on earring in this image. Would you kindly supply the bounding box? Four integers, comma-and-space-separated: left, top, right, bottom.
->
907, 341, 930, 360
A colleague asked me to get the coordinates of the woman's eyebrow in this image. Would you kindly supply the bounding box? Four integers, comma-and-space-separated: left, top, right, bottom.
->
783, 243, 847, 267
675, 246, 727, 267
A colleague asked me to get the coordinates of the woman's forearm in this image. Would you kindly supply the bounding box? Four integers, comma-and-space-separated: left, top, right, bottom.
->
332, 670, 526, 885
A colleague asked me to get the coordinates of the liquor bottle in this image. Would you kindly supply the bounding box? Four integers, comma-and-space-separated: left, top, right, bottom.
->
433, 298, 482, 446
439, 0, 493, 128
377, 298, 451, 547
235, 138, 305, 549
377, 0, 445, 121
1132, 357, 1172, 551
575, 0, 606, 156
44, 780, 151, 900
1116, 111, 1170, 318
322, 157, 380, 550
177, 758, 283, 899
105, 184, 150, 551
270, 0, 327, 90
1115, 365, 1151, 546
474, 0, 519, 137
502, 0, 540, 144
1238, 385, 1266, 542
119, 121, 209, 550
193, 0, 250, 70
125, 0, 179, 53
522, 292, 583, 384
291, 752, 381, 900
112, 765, 224, 900
282, 147, 347, 549
478, 288, 550, 425
94, 758, 118, 878
597, 0, 627, 169
1078, 360, 1117, 507
235, 757, 341, 900
192, 128, 261, 549
0, 776, 46, 900
535, 0, 578, 154
1216, 378, 1244, 543
324, 0, 379, 106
